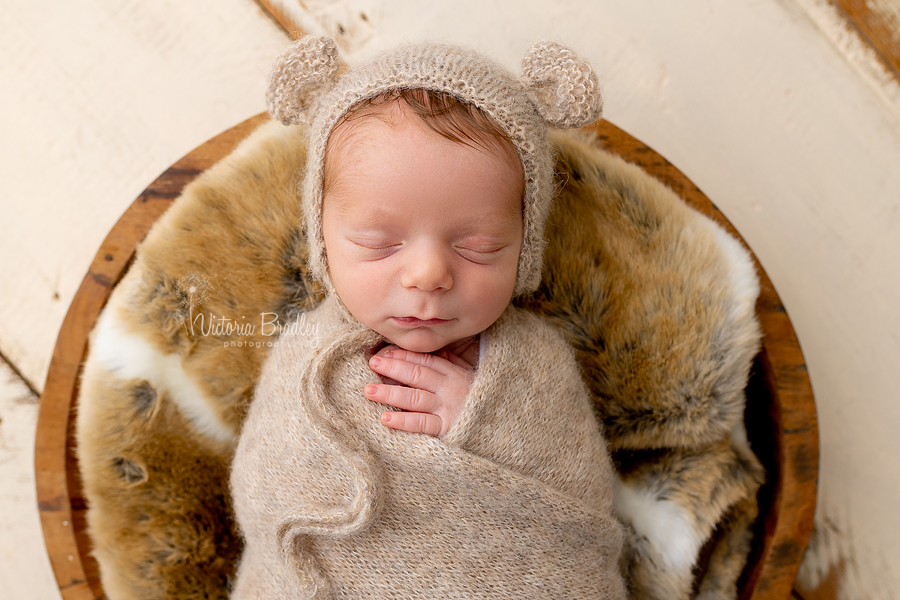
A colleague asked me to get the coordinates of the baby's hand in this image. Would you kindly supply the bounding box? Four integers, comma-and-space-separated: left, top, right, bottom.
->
366, 346, 474, 438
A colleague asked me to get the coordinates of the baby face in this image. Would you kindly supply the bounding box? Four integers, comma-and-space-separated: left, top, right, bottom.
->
322, 103, 524, 353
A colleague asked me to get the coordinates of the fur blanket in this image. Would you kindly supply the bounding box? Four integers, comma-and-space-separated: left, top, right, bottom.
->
76, 119, 764, 600
231, 296, 626, 599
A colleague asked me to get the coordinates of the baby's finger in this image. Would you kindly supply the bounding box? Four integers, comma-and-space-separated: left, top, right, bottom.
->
369, 354, 442, 390
381, 410, 443, 437
438, 349, 474, 370
365, 383, 438, 414
376, 348, 452, 374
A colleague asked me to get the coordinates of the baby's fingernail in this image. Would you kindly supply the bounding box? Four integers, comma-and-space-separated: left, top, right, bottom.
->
382, 412, 392, 423
365, 384, 377, 396
370, 356, 381, 367
383, 350, 393, 358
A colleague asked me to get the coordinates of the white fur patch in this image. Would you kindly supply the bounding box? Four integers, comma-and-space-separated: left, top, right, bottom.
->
90, 307, 237, 443
709, 223, 760, 325
613, 476, 703, 572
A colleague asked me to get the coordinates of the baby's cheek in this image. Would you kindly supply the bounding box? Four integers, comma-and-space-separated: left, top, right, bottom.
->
469, 283, 512, 321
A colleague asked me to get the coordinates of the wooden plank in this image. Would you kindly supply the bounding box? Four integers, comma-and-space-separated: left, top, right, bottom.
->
255, 0, 306, 39
832, 0, 900, 83
0, 361, 59, 599
793, 561, 844, 600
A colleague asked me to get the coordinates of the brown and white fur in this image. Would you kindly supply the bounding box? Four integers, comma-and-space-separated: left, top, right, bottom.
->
77, 119, 763, 599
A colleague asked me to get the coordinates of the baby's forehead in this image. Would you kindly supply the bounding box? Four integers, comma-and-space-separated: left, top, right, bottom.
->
325, 94, 522, 173
323, 119, 524, 228
321, 92, 526, 230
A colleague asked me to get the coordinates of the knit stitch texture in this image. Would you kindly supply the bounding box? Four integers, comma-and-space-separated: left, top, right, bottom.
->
230, 297, 627, 599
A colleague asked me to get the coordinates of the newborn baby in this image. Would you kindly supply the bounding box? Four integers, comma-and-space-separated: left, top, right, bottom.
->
230, 37, 626, 599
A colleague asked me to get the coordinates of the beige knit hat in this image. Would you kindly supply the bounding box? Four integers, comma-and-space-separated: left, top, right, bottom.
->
267, 36, 603, 296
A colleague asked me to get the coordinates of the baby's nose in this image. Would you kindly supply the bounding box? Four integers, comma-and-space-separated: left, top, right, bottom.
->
400, 247, 453, 292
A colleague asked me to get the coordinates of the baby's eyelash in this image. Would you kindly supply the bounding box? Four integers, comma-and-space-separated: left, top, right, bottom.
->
455, 245, 505, 254
352, 240, 400, 251
454, 245, 508, 264
350, 240, 402, 254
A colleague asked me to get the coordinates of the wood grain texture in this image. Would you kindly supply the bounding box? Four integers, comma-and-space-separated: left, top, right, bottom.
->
794, 560, 845, 600
35, 115, 818, 600
0, 362, 58, 599
832, 0, 900, 83
255, 0, 306, 39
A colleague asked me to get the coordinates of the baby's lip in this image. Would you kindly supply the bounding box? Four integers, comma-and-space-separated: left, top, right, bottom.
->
391, 316, 452, 328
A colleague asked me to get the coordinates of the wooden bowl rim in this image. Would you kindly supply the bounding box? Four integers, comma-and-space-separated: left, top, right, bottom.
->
34, 113, 818, 600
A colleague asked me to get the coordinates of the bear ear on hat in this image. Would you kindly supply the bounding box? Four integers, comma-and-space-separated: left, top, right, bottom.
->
266, 36, 341, 125
521, 41, 603, 129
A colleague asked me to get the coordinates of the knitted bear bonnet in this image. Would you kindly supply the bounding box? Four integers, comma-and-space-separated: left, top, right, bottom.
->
267, 36, 603, 297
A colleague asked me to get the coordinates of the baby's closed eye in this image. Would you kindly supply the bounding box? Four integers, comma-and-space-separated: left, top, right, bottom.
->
349, 237, 402, 258
453, 241, 513, 264
454, 242, 506, 254
351, 237, 400, 249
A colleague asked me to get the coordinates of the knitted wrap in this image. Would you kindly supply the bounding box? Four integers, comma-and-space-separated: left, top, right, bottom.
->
266, 36, 603, 296
231, 297, 627, 599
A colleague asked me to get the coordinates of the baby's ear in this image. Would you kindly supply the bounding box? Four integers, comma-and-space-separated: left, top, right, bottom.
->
521, 41, 603, 129
266, 36, 341, 125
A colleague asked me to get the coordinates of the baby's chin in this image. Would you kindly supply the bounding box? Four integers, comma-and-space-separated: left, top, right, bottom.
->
386, 338, 445, 354
383, 329, 460, 354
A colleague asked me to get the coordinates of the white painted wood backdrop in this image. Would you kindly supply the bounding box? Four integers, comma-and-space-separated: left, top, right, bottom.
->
1, 0, 898, 597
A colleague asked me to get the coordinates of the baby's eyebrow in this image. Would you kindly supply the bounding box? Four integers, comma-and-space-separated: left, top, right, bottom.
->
324, 196, 392, 222
455, 211, 523, 233
347, 208, 398, 225
455, 229, 516, 242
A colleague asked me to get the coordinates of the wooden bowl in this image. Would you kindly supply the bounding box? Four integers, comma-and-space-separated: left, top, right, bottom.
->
34, 113, 818, 600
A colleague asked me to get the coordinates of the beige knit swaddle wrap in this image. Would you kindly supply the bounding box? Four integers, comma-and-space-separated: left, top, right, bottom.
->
231, 298, 626, 599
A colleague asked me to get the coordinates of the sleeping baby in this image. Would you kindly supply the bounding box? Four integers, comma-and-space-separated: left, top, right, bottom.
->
230, 36, 626, 599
